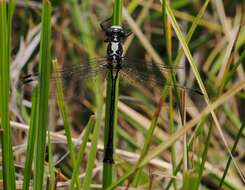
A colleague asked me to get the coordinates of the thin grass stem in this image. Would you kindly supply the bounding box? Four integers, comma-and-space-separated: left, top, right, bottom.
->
0, 1, 16, 189
33, 1, 52, 189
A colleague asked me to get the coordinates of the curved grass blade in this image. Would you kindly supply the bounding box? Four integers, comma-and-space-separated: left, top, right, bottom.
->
33, 1, 52, 189
53, 60, 81, 189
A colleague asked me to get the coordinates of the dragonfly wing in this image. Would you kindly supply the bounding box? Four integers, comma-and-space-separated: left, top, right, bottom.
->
22, 58, 108, 84
120, 58, 177, 89
122, 57, 184, 74
21, 58, 109, 99
121, 57, 203, 94
120, 61, 205, 108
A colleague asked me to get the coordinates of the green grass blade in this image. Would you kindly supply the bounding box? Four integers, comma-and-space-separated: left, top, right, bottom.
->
68, 0, 96, 57
173, 0, 210, 67
106, 169, 135, 190
33, 1, 52, 189
182, 170, 199, 190
165, 118, 207, 189
83, 107, 103, 189
195, 125, 213, 190
22, 88, 39, 190
0, 1, 16, 189
168, 89, 177, 190
222, 50, 245, 90
70, 116, 95, 190
113, 0, 123, 25
219, 123, 245, 188
131, 99, 163, 186
47, 129, 55, 190
53, 60, 81, 189
162, 1, 177, 188
161, 0, 209, 98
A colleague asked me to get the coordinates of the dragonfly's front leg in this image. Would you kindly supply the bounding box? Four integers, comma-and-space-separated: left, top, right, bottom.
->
100, 17, 112, 31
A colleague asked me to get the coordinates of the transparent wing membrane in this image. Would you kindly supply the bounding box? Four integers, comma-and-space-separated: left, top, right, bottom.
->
21, 56, 204, 107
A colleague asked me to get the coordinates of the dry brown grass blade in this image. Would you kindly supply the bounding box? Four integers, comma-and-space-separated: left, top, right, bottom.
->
9, 120, 171, 171
212, 0, 232, 39
217, 22, 241, 81
124, 0, 154, 52
118, 101, 168, 140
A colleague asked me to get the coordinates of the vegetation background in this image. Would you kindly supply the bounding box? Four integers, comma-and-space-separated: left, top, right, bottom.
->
0, 0, 244, 189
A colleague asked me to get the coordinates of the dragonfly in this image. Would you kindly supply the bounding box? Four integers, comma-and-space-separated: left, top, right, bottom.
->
22, 19, 204, 165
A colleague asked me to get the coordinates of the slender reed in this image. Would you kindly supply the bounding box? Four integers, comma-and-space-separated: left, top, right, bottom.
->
0, 0, 16, 189
33, 1, 52, 189
103, 0, 123, 189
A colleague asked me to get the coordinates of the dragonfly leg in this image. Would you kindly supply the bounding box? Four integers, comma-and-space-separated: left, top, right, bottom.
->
100, 17, 112, 31
124, 30, 132, 37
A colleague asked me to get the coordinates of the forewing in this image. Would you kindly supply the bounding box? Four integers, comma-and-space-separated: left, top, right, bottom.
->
121, 57, 184, 89
21, 58, 109, 99
120, 58, 204, 108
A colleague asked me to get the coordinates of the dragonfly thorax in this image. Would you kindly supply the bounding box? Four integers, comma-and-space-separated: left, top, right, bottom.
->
106, 26, 125, 63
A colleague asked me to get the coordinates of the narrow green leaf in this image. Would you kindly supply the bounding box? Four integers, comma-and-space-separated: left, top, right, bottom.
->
196, 125, 212, 190
173, 0, 210, 66
53, 60, 81, 188
219, 123, 245, 188
222, 50, 245, 90
83, 108, 103, 189
113, 0, 123, 25
182, 170, 199, 190
0, 1, 16, 189
47, 129, 55, 190
33, 1, 52, 189
22, 88, 39, 190
69, 116, 95, 190
131, 99, 162, 186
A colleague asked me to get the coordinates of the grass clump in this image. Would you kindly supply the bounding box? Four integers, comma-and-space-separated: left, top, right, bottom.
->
1, 0, 245, 189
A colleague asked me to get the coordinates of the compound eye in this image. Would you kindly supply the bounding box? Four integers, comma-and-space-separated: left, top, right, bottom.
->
106, 29, 113, 35
120, 30, 124, 35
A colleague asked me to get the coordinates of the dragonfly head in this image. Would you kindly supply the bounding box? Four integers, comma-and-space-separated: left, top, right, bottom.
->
107, 26, 125, 42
